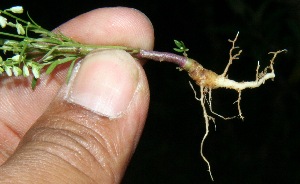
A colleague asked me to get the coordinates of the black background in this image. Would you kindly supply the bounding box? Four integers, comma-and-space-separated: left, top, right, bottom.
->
2, 0, 300, 183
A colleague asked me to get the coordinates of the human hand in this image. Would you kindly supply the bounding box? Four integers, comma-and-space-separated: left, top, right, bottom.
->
0, 7, 154, 183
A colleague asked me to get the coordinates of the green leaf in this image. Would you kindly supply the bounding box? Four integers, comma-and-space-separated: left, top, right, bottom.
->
31, 77, 37, 89
30, 29, 49, 34
173, 39, 189, 56
173, 48, 184, 52
174, 40, 183, 48
34, 37, 62, 45
46, 57, 76, 75
43, 55, 55, 62
66, 58, 77, 83
3, 40, 19, 46
37, 45, 59, 63
45, 60, 60, 74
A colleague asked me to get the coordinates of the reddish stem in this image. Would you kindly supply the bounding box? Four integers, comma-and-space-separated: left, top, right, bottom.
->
135, 49, 188, 68
135, 49, 219, 88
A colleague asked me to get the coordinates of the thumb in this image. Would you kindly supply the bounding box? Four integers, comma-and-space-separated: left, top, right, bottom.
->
0, 50, 149, 183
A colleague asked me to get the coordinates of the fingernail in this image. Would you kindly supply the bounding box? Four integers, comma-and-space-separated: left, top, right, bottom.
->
65, 50, 140, 118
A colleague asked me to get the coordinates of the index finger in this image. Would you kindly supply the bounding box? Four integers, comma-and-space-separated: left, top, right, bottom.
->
56, 7, 154, 50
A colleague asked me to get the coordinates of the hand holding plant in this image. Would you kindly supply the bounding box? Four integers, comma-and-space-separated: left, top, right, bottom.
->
0, 7, 153, 183
0, 5, 285, 182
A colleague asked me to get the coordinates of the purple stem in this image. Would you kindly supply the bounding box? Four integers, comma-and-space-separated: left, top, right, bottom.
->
135, 49, 188, 68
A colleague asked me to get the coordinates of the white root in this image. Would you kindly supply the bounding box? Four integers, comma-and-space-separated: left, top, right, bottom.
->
208, 89, 236, 120
189, 32, 286, 181
199, 86, 214, 181
222, 31, 242, 77
215, 49, 286, 91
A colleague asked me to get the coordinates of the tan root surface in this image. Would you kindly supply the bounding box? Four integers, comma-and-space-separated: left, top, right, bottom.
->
186, 32, 286, 181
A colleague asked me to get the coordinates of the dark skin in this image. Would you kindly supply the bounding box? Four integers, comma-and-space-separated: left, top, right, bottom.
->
0, 7, 154, 183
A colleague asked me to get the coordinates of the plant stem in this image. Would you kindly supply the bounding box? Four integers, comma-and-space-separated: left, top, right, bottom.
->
135, 49, 188, 67
134, 49, 220, 88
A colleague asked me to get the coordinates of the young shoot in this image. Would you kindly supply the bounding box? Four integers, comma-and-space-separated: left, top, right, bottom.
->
173, 40, 189, 57
0, 5, 286, 181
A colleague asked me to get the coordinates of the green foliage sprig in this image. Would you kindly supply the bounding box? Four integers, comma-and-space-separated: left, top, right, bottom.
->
0, 6, 79, 88
173, 40, 189, 57
1, 6, 137, 88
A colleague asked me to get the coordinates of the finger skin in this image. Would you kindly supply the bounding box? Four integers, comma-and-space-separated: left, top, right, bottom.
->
1, 51, 150, 183
56, 7, 154, 49
0, 7, 154, 165
0, 7, 154, 183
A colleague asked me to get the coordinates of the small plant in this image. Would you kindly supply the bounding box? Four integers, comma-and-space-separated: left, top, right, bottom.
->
1, 6, 286, 180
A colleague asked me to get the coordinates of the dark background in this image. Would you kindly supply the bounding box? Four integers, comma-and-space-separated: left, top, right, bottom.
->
2, 0, 300, 183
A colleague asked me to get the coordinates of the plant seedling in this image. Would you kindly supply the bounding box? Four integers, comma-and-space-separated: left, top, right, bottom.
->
0, 6, 287, 181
